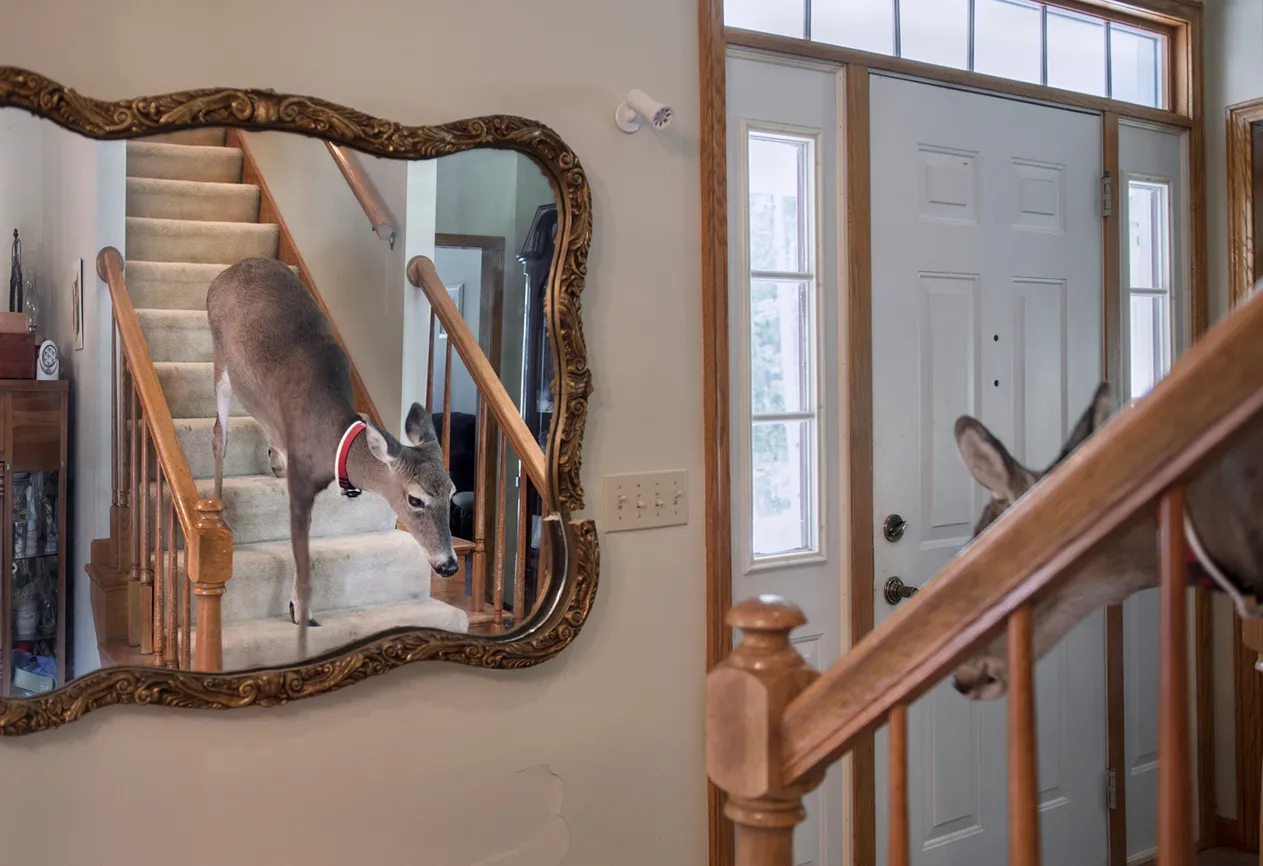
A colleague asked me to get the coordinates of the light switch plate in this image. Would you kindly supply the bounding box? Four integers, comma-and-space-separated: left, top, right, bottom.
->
603, 470, 688, 532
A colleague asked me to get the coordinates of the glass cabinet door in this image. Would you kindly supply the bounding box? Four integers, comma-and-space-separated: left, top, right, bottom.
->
8, 468, 60, 696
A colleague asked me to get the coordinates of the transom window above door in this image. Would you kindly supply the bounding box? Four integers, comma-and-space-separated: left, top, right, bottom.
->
723, 0, 1168, 109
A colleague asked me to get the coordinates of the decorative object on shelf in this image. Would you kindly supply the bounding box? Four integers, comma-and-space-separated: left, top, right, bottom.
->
21, 265, 37, 337
36, 340, 57, 381
70, 257, 83, 350
9, 228, 22, 314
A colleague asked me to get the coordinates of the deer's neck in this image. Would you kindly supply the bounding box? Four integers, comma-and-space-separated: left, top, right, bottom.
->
340, 423, 392, 495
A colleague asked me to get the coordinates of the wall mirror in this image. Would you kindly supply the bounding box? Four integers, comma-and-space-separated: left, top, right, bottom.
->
0, 68, 597, 733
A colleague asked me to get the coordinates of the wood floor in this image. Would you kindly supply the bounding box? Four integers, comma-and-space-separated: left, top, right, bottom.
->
1199, 848, 1255, 866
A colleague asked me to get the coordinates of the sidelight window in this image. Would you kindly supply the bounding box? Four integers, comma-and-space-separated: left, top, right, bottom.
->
744, 129, 821, 561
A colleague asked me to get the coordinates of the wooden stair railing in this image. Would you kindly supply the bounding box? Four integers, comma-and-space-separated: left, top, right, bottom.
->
707, 284, 1263, 866
325, 141, 396, 249
97, 247, 232, 672
408, 255, 556, 630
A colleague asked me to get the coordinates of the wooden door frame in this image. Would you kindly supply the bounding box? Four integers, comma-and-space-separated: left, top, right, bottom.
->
435, 233, 507, 606
700, 4, 1209, 866
1220, 95, 1263, 853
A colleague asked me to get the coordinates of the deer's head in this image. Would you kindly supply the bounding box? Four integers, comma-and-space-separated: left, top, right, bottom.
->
948, 382, 1114, 700
363, 402, 460, 578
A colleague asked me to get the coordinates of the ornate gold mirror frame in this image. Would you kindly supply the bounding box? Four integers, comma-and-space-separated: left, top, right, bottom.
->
0, 67, 598, 734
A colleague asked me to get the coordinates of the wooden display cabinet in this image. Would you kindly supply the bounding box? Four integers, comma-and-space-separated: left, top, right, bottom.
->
0, 381, 69, 697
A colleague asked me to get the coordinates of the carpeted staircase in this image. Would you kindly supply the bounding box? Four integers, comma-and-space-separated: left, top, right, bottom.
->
123, 127, 468, 669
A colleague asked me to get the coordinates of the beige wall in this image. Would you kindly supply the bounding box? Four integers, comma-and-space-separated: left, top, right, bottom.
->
240, 130, 413, 432
0, 1, 705, 864
1204, 0, 1261, 822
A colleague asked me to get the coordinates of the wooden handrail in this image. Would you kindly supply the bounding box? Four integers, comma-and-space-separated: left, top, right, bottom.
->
97, 246, 232, 671
407, 255, 554, 513
325, 141, 396, 249
776, 282, 1263, 784
99, 248, 201, 529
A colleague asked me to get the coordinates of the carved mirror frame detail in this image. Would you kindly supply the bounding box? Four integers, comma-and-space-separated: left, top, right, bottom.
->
0, 67, 598, 734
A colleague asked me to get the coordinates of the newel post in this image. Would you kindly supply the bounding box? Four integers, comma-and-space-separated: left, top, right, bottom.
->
190, 498, 232, 672
706, 595, 823, 866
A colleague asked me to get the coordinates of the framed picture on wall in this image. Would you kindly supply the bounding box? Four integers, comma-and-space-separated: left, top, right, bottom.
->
71, 258, 83, 351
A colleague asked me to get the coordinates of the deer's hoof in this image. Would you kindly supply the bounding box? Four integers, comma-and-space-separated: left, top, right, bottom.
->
289, 601, 321, 628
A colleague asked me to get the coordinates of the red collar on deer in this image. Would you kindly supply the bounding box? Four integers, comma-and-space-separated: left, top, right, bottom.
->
336, 420, 367, 498
1184, 509, 1260, 617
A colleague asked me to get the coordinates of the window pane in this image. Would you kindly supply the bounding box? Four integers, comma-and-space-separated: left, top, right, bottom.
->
1047, 8, 1107, 97
748, 134, 809, 273
753, 420, 811, 556
1111, 24, 1164, 108
724, 0, 805, 38
974, 0, 1042, 84
1129, 293, 1169, 400
813, 0, 895, 55
899, 0, 969, 70
751, 280, 809, 414
1128, 181, 1168, 291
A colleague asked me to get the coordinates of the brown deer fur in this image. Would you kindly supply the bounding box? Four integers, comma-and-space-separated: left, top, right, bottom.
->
205, 257, 459, 656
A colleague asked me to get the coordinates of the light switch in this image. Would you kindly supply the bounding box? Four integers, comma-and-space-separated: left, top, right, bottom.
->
603, 470, 688, 532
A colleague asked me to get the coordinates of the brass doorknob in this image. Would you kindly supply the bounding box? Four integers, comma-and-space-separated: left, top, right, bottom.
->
883, 513, 909, 543
884, 576, 918, 606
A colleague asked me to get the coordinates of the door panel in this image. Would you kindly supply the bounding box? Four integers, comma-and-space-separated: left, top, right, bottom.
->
1117, 119, 1187, 862
871, 73, 1107, 866
725, 50, 843, 866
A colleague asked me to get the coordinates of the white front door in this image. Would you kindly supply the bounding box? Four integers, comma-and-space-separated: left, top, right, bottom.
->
1117, 118, 1189, 862
726, 50, 844, 866
870, 73, 1108, 866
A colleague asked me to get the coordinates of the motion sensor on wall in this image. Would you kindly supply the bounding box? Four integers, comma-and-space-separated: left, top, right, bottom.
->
614, 90, 674, 134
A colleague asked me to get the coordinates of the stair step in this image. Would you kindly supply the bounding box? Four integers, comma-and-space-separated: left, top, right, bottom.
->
196, 598, 469, 670
125, 217, 279, 265
137, 309, 212, 362
154, 361, 248, 418
127, 141, 243, 183
124, 261, 300, 311
127, 177, 260, 223
206, 475, 398, 545
128, 416, 271, 479
140, 128, 228, 147
217, 531, 438, 623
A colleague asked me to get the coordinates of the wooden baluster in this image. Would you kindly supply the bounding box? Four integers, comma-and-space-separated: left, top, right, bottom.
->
1159, 486, 1194, 866
179, 520, 191, 670
1008, 605, 1040, 866
110, 323, 120, 568
706, 596, 824, 866
152, 465, 165, 666
190, 498, 232, 672
138, 418, 154, 656
514, 469, 529, 625
493, 431, 508, 625
165, 483, 177, 668
889, 704, 910, 866
127, 378, 140, 647
442, 338, 453, 469
470, 398, 489, 613
425, 309, 436, 412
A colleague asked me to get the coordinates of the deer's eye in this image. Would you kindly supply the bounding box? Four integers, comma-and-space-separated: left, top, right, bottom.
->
407, 495, 425, 509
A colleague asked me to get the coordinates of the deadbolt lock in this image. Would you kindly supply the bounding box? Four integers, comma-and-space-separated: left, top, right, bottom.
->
884, 576, 918, 606
883, 513, 908, 543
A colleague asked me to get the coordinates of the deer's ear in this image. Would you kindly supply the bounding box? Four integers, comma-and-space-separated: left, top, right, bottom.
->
365, 423, 401, 465
1056, 381, 1114, 463
954, 416, 1036, 502
404, 402, 437, 448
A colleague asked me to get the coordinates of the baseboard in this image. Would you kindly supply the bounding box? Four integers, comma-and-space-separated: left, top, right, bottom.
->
1216, 817, 1243, 850
1127, 848, 1155, 866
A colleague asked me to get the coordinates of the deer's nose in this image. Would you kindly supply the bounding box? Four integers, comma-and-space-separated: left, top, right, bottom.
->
435, 557, 459, 578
